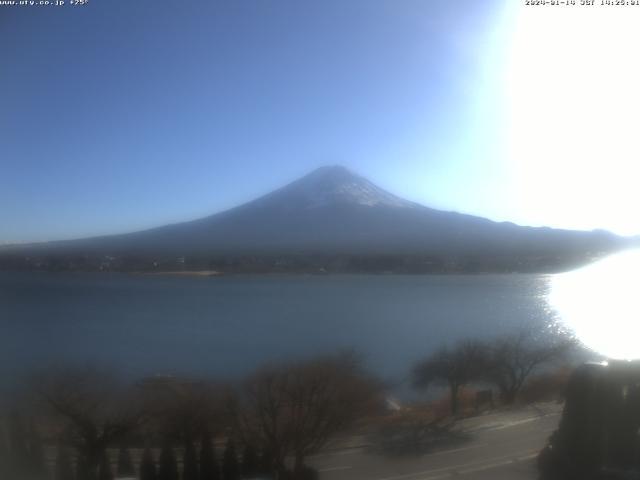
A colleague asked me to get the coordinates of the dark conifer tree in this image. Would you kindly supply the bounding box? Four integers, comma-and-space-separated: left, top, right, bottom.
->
75, 454, 92, 480
139, 447, 157, 480
0, 427, 8, 480
117, 446, 136, 477
27, 420, 47, 479
157, 442, 179, 480
183, 439, 198, 480
258, 447, 275, 477
199, 432, 219, 480
98, 451, 114, 480
221, 440, 239, 480
241, 444, 259, 478
8, 412, 30, 474
54, 446, 74, 480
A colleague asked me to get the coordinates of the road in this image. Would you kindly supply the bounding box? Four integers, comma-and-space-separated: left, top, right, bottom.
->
309, 403, 562, 480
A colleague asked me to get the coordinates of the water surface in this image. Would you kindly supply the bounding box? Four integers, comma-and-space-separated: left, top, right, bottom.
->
0, 272, 556, 389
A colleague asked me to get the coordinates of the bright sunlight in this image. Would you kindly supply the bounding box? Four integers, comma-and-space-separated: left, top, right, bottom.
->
549, 248, 640, 360
506, 4, 640, 236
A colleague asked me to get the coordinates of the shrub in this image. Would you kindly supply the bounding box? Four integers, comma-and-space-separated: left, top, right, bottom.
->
519, 368, 571, 404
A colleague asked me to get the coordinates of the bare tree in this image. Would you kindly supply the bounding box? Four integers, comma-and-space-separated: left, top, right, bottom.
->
234, 366, 289, 476
36, 368, 146, 480
137, 375, 228, 442
413, 340, 488, 416
483, 330, 574, 404
235, 352, 381, 479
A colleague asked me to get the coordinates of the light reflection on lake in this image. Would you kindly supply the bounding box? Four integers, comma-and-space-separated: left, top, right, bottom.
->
548, 248, 640, 361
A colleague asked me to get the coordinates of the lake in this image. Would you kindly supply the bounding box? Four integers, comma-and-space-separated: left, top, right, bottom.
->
0, 272, 559, 391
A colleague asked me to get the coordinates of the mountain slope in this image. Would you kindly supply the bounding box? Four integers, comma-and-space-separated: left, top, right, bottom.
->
1, 166, 633, 272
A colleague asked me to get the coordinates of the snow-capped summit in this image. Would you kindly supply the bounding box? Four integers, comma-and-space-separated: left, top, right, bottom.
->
249, 165, 417, 210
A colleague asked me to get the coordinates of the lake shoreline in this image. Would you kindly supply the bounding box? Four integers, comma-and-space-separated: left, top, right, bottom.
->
133, 270, 224, 277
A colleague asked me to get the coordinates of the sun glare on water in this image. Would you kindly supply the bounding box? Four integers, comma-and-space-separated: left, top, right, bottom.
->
549, 249, 640, 360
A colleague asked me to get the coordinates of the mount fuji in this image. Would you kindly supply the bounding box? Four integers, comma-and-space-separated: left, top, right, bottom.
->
1, 166, 632, 273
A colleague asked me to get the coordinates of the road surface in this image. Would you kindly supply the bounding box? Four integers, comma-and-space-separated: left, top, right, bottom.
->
310, 403, 562, 480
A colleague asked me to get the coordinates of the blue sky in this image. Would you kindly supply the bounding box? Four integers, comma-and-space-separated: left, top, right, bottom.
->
2, 0, 638, 243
